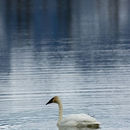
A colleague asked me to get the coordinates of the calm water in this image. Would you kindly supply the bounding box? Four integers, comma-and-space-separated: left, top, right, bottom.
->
0, 0, 130, 130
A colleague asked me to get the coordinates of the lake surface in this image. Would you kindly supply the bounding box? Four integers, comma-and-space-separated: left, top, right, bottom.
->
0, 0, 130, 130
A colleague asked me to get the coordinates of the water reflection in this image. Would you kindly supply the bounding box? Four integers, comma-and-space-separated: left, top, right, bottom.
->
58, 126, 98, 130
0, 0, 129, 72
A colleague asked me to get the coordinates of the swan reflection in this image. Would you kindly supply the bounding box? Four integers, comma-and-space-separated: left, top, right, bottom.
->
58, 126, 98, 130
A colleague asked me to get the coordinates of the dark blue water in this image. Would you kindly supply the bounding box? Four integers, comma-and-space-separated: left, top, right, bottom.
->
0, 0, 130, 130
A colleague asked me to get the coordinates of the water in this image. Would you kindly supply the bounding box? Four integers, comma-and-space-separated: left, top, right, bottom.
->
0, 0, 130, 130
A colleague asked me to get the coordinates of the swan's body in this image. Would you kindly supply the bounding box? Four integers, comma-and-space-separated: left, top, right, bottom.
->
46, 96, 100, 128
59, 114, 100, 128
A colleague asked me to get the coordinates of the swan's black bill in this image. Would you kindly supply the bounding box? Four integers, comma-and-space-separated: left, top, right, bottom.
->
46, 97, 54, 105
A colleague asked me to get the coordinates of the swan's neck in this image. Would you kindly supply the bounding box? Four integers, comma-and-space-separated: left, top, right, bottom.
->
57, 100, 63, 123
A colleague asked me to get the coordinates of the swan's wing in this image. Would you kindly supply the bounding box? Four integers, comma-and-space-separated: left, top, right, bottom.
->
60, 114, 100, 127
63, 114, 97, 122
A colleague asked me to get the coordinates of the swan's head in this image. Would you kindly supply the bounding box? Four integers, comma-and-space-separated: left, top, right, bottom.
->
46, 96, 60, 105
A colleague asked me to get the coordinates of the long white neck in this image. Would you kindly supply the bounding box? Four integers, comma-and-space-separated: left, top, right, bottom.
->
57, 99, 63, 123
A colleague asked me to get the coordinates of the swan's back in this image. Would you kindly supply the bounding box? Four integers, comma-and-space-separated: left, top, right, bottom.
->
58, 114, 100, 128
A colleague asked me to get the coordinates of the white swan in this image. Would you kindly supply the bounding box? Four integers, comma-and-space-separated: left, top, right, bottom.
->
46, 96, 100, 128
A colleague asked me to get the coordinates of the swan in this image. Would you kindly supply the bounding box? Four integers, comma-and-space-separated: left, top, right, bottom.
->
46, 96, 100, 128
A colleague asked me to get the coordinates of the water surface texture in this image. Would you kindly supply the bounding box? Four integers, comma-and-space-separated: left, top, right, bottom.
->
0, 0, 130, 130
